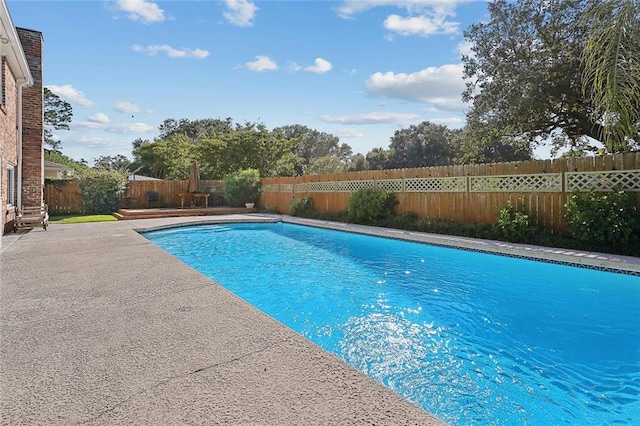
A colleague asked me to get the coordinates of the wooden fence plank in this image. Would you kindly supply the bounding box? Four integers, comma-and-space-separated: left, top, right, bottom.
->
44, 154, 640, 233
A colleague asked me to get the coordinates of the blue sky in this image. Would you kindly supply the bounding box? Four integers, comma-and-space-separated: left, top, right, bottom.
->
9, 0, 492, 163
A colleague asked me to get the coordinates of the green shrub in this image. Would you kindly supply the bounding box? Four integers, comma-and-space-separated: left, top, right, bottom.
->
290, 197, 314, 217
348, 187, 398, 224
223, 168, 262, 207
494, 200, 536, 242
417, 217, 493, 238
77, 169, 128, 214
565, 188, 638, 245
261, 205, 279, 214
313, 209, 349, 222
390, 212, 420, 230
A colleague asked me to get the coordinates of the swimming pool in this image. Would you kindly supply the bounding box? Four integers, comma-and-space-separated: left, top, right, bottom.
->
144, 222, 640, 425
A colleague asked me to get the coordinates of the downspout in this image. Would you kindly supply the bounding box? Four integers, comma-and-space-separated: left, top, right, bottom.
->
15, 74, 34, 209
16, 79, 26, 209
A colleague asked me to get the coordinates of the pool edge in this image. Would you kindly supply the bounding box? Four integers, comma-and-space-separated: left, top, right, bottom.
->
132, 214, 640, 276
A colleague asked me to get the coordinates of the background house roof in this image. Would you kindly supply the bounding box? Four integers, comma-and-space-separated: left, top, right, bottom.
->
44, 161, 73, 170
128, 174, 161, 181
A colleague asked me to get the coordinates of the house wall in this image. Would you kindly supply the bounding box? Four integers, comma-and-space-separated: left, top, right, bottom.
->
0, 56, 20, 233
17, 28, 43, 208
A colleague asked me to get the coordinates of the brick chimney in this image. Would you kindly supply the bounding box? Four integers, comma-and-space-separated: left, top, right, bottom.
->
17, 28, 43, 207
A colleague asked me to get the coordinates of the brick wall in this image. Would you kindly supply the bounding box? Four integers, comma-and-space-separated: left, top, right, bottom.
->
17, 28, 44, 208
0, 57, 19, 233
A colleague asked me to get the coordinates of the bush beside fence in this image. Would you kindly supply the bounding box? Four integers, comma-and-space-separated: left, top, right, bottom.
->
44, 153, 640, 234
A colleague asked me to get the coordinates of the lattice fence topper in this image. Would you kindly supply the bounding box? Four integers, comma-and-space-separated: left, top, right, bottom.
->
470, 173, 562, 192
336, 180, 376, 192
307, 181, 337, 192
295, 183, 307, 193
404, 177, 467, 192
262, 184, 280, 193
376, 179, 403, 192
565, 170, 640, 192
280, 183, 294, 193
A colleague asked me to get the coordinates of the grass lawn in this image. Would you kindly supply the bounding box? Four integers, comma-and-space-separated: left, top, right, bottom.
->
49, 214, 118, 224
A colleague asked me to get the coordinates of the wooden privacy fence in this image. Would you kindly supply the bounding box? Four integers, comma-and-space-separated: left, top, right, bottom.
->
261, 153, 640, 233
44, 180, 84, 214
45, 179, 225, 214
44, 153, 640, 233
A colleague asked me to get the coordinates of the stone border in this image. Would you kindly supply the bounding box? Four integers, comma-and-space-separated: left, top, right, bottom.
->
134, 214, 640, 276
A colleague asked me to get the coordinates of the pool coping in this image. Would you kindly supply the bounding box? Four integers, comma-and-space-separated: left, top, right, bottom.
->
134, 214, 640, 276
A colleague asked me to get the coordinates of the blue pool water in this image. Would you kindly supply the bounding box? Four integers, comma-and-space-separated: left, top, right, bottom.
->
144, 222, 640, 425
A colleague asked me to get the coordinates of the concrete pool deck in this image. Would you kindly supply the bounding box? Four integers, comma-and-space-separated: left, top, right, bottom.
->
2, 214, 638, 425
1, 215, 443, 425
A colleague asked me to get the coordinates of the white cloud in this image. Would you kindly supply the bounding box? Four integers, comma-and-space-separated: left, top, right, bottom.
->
245, 55, 278, 72
305, 58, 333, 74
338, 0, 467, 18
332, 128, 365, 138
383, 13, 458, 36
365, 63, 466, 111
115, 0, 165, 24
319, 112, 420, 125
47, 84, 93, 107
73, 121, 155, 134
288, 62, 303, 72
429, 117, 464, 127
88, 113, 110, 124
132, 44, 209, 59
223, 0, 258, 27
338, 1, 463, 39
114, 101, 151, 114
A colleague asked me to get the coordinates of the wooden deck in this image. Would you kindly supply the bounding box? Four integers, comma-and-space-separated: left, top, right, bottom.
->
114, 206, 254, 220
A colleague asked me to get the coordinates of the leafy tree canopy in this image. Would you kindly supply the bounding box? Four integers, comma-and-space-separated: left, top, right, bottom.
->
157, 117, 234, 142
93, 155, 132, 173
275, 124, 341, 166
307, 155, 346, 175
580, 0, 640, 152
452, 126, 533, 164
462, 0, 639, 154
44, 87, 73, 152
366, 148, 392, 170
387, 121, 456, 168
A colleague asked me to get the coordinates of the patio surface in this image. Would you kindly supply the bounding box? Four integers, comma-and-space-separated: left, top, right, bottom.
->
2, 214, 638, 425
0, 215, 443, 425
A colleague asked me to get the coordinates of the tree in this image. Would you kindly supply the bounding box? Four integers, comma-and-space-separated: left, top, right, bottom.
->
387, 121, 455, 168
44, 87, 73, 151
307, 155, 346, 175
93, 155, 132, 172
452, 126, 532, 164
366, 147, 391, 170
198, 122, 297, 178
462, 0, 604, 152
580, 0, 640, 152
276, 124, 341, 166
132, 134, 194, 179
347, 154, 368, 172
157, 117, 234, 142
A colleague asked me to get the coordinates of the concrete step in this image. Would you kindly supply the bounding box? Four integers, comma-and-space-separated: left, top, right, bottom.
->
115, 207, 254, 220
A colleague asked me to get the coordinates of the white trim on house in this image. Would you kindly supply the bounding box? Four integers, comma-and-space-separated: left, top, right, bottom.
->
0, 0, 33, 86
